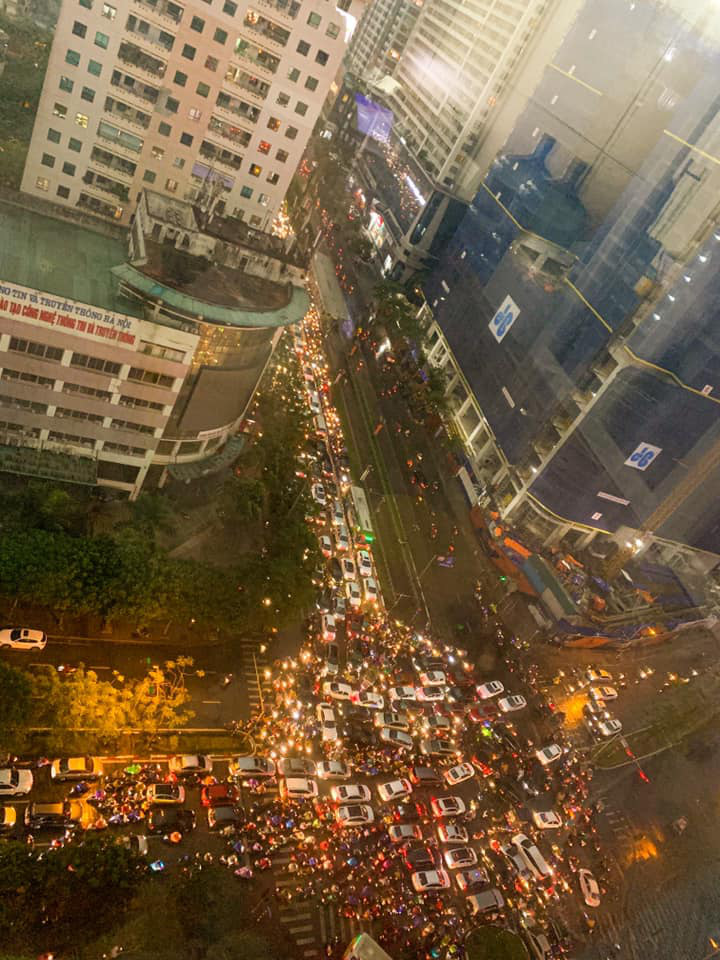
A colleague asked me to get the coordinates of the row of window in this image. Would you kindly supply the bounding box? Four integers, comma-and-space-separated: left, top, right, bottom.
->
1, 367, 166, 411
0, 393, 157, 435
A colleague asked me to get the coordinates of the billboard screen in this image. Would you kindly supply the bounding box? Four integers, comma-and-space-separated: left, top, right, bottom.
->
355, 93, 393, 142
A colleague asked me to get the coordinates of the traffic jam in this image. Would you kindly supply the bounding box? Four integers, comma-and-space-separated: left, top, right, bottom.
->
0, 305, 617, 960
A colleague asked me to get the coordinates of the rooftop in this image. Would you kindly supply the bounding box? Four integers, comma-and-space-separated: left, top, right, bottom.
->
0, 201, 143, 318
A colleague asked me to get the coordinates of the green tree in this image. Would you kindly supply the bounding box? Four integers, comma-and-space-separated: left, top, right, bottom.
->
0, 661, 32, 752
219, 475, 266, 525
129, 491, 176, 537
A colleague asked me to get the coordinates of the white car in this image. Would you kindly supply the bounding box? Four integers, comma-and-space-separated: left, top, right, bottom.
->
377, 778, 412, 802
431, 796, 466, 818
579, 868, 601, 907
316, 760, 351, 780
168, 754, 213, 775
416, 686, 445, 702
279, 777, 318, 800
356, 549, 373, 578
419, 670, 447, 687
362, 576, 379, 606
0, 768, 33, 797
585, 667, 614, 686
350, 690, 384, 711
443, 847, 477, 869
444, 762, 475, 786
331, 783, 371, 804
322, 681, 354, 701
476, 681, 504, 699
389, 685, 417, 703
379, 727, 413, 750
455, 867, 490, 892
345, 580, 362, 609
320, 613, 336, 642
311, 483, 326, 506
336, 803, 374, 827
229, 755, 276, 779
411, 869, 451, 892
388, 823, 422, 843
595, 718, 623, 738
532, 810, 563, 830
278, 757, 316, 777
330, 500, 345, 526
437, 823, 468, 844
498, 695, 527, 713
319, 535, 333, 558
308, 391, 321, 415
374, 711, 409, 730
316, 703, 339, 742
535, 745, 563, 766
335, 524, 350, 551
146, 782, 186, 805
0, 627, 47, 651
340, 557, 356, 581
590, 685, 618, 703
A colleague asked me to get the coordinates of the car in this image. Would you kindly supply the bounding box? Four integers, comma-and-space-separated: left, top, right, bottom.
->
319, 534, 333, 558
350, 690, 384, 710
388, 822, 423, 843
340, 557, 356, 582
585, 667, 614, 686
0, 806, 17, 831
311, 482, 327, 506
316, 760, 351, 780
200, 783, 240, 808
50, 757, 98, 782
278, 757, 316, 778
466, 889, 504, 916
168, 755, 213, 776
456, 867, 490, 893
0, 627, 47, 651
379, 728, 414, 750
322, 680, 354, 701
316, 702, 339, 742
419, 739, 458, 758
431, 796, 466, 818
469, 704, 498, 723
589, 685, 618, 703
329, 557, 343, 582
0, 768, 33, 797
422, 715, 453, 736
330, 500, 345, 526
308, 391, 322, 415
444, 847, 478, 869
377, 778, 413, 802
147, 782, 186, 805
437, 823, 468, 844
419, 670, 446, 687
578, 868, 601, 907
522, 922, 553, 960
147, 806, 197, 834
335, 524, 350, 552
389, 685, 417, 703
336, 803, 375, 827
411, 869, 451, 892
356, 549, 373, 578
535, 745, 563, 766
594, 717, 623, 738
278, 777, 319, 800
362, 576, 379, 606
331, 783, 371, 803
346, 580, 362, 608
374, 711, 409, 731
392, 802, 422, 823
229, 755, 276, 779
333, 593, 348, 617
498, 695, 527, 713
24, 801, 83, 832
322, 642, 340, 676
320, 613, 337, 642
207, 805, 243, 830
444, 762, 475, 786
510, 833, 554, 887
476, 681, 504, 699
410, 766, 443, 787
416, 685, 445, 702
532, 809, 563, 830
403, 844, 440, 872
446, 685, 478, 706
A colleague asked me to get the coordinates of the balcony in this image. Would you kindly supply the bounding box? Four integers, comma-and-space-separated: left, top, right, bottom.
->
90, 146, 137, 180
125, 14, 175, 54
77, 192, 123, 220
224, 64, 269, 102
104, 95, 151, 130
133, 0, 183, 26
233, 37, 280, 74
256, 0, 300, 20
82, 170, 130, 202
110, 68, 159, 106
216, 91, 260, 125
96, 118, 144, 155
200, 140, 243, 171
208, 116, 252, 149
118, 40, 166, 79
242, 9, 290, 48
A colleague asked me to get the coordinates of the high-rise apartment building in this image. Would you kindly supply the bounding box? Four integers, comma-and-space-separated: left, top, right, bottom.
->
344, 0, 421, 84
21, 0, 363, 228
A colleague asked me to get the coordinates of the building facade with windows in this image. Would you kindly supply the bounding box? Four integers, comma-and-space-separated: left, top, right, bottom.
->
344, 0, 421, 84
0, 193, 308, 498
21, 0, 364, 228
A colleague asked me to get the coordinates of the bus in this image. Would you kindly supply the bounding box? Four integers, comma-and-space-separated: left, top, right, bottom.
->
349, 484, 374, 545
343, 934, 393, 960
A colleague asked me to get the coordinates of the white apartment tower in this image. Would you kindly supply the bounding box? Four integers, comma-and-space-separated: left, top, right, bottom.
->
21, 0, 363, 228
345, 0, 421, 83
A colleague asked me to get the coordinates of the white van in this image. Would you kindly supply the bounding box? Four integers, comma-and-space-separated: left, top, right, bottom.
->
466, 888, 504, 916
511, 833, 554, 887
314, 414, 327, 438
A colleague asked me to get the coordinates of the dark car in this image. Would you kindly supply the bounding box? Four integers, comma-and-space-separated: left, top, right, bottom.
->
201, 783, 239, 808
329, 558, 343, 582
147, 806, 197, 835
410, 766, 443, 787
392, 803, 421, 823
345, 720, 374, 746
25, 801, 80, 832
347, 641, 364, 670
403, 844, 440, 872
207, 805, 243, 830
410, 469, 429, 489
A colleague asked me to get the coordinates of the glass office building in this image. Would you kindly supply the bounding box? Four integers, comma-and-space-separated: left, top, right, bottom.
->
421, 0, 720, 560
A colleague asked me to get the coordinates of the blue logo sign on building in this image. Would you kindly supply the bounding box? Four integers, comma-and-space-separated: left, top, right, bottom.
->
489, 295, 520, 343
624, 443, 662, 471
